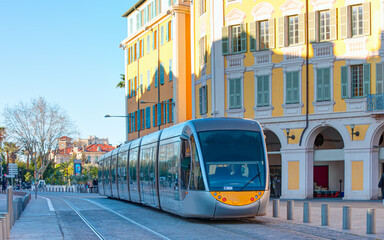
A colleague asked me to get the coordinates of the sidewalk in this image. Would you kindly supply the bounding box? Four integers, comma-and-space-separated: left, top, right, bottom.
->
264, 198, 384, 239
8, 196, 62, 240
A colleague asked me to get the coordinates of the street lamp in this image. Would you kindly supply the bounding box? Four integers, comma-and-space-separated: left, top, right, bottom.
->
104, 114, 135, 141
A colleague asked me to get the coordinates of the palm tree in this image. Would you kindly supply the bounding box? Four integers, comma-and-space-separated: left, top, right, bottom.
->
116, 74, 125, 88
2, 142, 19, 164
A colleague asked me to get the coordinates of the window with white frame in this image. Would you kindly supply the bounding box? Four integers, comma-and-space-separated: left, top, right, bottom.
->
257, 75, 270, 107
340, 3, 370, 39
199, 36, 207, 66
341, 64, 370, 99
199, 85, 208, 115
316, 68, 331, 102
288, 16, 299, 46
259, 21, 269, 50
319, 11, 331, 41
199, 0, 206, 16
250, 19, 275, 52
222, 24, 247, 55
229, 78, 242, 109
286, 71, 300, 104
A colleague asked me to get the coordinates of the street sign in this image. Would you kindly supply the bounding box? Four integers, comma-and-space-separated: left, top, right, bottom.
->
8, 163, 18, 176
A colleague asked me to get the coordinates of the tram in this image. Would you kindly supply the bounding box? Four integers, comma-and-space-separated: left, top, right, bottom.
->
98, 118, 269, 219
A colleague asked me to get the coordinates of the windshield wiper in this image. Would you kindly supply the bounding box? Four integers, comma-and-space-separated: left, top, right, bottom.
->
240, 164, 262, 191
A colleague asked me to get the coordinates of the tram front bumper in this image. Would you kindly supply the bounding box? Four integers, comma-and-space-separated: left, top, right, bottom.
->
213, 201, 260, 219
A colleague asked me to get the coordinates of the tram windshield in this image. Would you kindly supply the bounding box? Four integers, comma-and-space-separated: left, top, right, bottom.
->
198, 130, 266, 191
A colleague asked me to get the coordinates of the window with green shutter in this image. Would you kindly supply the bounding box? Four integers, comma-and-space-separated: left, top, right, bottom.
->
351, 65, 364, 97
171, 98, 174, 122
257, 75, 270, 107
316, 68, 331, 102
142, 109, 145, 130
157, 103, 162, 126
169, 59, 173, 82
166, 100, 170, 123
155, 66, 158, 87
137, 110, 141, 131
232, 25, 242, 54
152, 105, 156, 127
146, 106, 151, 129
222, 26, 229, 55
286, 71, 300, 104
133, 112, 136, 132
341, 66, 349, 99
229, 78, 242, 109
160, 63, 164, 85
376, 63, 384, 94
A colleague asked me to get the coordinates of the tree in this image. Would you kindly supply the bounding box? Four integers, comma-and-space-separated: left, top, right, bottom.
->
2, 142, 19, 164
3, 97, 77, 198
116, 74, 125, 88
0, 127, 5, 147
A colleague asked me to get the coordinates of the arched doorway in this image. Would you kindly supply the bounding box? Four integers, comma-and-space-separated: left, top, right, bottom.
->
265, 130, 282, 198
312, 127, 345, 198
373, 129, 384, 198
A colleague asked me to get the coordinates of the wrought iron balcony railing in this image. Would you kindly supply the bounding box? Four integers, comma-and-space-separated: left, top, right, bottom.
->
367, 94, 384, 112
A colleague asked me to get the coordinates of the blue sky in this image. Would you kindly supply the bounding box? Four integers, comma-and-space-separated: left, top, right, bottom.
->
0, 0, 135, 146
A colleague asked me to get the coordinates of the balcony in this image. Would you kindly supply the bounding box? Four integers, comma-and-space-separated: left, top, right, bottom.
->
367, 94, 384, 113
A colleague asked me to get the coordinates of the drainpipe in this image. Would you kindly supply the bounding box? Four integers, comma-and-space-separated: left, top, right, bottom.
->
299, 0, 309, 146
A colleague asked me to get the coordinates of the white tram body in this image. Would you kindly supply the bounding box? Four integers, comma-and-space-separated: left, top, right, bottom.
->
98, 118, 270, 219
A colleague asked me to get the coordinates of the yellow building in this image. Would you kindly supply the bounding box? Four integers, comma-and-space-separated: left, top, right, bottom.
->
192, 0, 384, 200
121, 0, 192, 141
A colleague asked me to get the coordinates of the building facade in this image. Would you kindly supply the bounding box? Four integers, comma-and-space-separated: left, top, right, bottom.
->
191, 0, 384, 200
121, 0, 192, 141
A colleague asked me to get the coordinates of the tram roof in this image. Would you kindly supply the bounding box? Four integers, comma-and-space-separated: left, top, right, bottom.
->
190, 118, 262, 132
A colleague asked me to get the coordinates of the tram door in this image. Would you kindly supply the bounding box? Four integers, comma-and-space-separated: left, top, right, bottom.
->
180, 139, 191, 201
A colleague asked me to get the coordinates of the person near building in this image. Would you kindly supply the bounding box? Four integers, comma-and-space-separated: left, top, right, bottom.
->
378, 173, 384, 199
1, 178, 7, 194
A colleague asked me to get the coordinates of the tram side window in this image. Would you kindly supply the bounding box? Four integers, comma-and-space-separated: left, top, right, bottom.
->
180, 140, 191, 193
189, 136, 205, 191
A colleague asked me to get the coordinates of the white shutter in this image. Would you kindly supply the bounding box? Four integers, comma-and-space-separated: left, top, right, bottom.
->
330, 8, 337, 40
278, 17, 286, 48
268, 18, 275, 49
363, 2, 371, 36
298, 13, 306, 45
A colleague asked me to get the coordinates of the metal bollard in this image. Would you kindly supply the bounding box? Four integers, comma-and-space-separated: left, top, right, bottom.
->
287, 200, 294, 220
273, 199, 279, 217
303, 202, 311, 223
13, 201, 18, 221
321, 204, 329, 226
0, 220, 4, 240
367, 209, 376, 234
343, 206, 351, 230
0, 215, 8, 239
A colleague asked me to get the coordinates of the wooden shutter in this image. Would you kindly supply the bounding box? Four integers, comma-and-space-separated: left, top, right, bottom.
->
222, 26, 229, 55
341, 66, 349, 99
340, 6, 348, 39
250, 21, 256, 52
240, 23, 247, 53
298, 13, 306, 45
155, 66, 158, 87
268, 18, 275, 49
376, 63, 384, 94
278, 17, 286, 48
157, 103, 162, 126
363, 2, 371, 36
199, 87, 202, 115
308, 11, 316, 43
363, 63, 371, 96
160, 63, 164, 84
330, 8, 337, 40
152, 105, 156, 127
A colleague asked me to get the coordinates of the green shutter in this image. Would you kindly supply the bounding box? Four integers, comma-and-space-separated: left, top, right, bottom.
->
293, 71, 299, 103
317, 69, 323, 101
341, 66, 349, 99
160, 63, 164, 84
222, 27, 229, 55
363, 2, 371, 36
169, 59, 173, 82
171, 98, 174, 122
363, 63, 371, 96
166, 22, 169, 42
157, 103, 161, 126
235, 78, 241, 108
268, 18, 275, 49
152, 32, 155, 50
330, 8, 337, 40
204, 85, 208, 114
166, 100, 170, 123
263, 76, 269, 106
250, 21, 256, 52
229, 79, 235, 108
155, 66, 158, 87
163, 101, 166, 124
199, 87, 202, 115
240, 23, 247, 53
340, 6, 348, 39
152, 105, 156, 127
376, 63, 384, 94
133, 112, 136, 132
257, 76, 263, 106
137, 110, 141, 131
308, 11, 316, 43
146, 107, 150, 129
286, 72, 292, 103
323, 68, 331, 101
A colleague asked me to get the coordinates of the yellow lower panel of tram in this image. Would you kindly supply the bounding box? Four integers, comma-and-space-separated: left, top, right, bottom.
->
210, 191, 265, 206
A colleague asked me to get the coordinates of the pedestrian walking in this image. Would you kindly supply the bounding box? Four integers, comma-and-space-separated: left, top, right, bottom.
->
1, 178, 7, 194
379, 173, 384, 200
